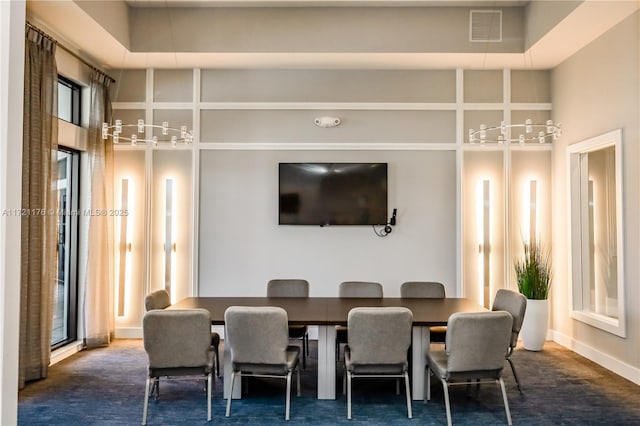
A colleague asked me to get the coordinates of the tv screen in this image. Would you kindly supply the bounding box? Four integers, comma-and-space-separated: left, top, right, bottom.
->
279, 163, 388, 226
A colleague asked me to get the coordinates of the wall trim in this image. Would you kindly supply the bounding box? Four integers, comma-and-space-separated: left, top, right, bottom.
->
196, 142, 458, 151
115, 327, 143, 339
551, 330, 640, 385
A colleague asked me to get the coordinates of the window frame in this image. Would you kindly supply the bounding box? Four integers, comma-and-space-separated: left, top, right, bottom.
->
57, 76, 81, 126
567, 129, 626, 337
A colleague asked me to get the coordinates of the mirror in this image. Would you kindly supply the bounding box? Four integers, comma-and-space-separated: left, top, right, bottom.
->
568, 129, 625, 337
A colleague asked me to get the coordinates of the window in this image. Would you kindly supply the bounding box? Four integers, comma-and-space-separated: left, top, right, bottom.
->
57, 76, 81, 125
52, 148, 79, 348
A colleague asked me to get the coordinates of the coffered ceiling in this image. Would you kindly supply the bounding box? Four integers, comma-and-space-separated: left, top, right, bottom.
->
26, 0, 639, 70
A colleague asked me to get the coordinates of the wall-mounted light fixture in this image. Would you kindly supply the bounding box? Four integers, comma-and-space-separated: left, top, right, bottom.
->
164, 178, 177, 303
524, 179, 538, 243
117, 178, 132, 317
477, 179, 491, 308
314, 116, 341, 128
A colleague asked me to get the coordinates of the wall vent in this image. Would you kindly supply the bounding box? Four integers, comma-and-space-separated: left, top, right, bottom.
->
470, 10, 502, 42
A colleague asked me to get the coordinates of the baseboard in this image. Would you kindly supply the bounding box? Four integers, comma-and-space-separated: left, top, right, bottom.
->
115, 327, 142, 339
551, 329, 640, 385
50, 341, 83, 366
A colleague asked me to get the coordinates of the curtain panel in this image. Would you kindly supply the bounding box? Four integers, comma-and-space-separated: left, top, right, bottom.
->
82, 71, 114, 348
19, 27, 58, 388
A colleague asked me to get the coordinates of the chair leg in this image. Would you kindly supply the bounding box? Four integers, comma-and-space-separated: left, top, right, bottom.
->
396, 378, 400, 395
425, 366, 432, 402
152, 378, 159, 400
507, 357, 523, 394
441, 379, 452, 426
305, 333, 309, 357
207, 372, 212, 422
301, 337, 306, 371
226, 371, 236, 417
285, 371, 292, 420
404, 371, 413, 419
214, 344, 220, 378
499, 378, 513, 425
346, 371, 352, 419
142, 377, 151, 425
297, 366, 301, 397
343, 370, 346, 395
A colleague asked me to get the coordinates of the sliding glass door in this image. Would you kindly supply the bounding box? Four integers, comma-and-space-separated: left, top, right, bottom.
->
52, 148, 79, 348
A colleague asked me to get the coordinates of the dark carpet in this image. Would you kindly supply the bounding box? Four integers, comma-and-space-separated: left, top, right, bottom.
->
18, 339, 640, 425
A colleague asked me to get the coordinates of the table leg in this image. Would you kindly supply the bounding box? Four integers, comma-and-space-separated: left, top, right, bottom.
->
411, 326, 430, 401
317, 325, 336, 399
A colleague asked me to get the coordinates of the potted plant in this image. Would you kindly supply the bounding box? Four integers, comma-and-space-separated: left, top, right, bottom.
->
514, 239, 551, 351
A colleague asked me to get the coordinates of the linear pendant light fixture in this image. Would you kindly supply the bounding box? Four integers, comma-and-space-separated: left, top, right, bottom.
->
469, 119, 562, 144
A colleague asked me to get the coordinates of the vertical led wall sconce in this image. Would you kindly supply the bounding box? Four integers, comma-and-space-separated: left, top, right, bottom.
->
164, 178, 177, 303
117, 178, 132, 317
477, 179, 491, 309
524, 179, 538, 243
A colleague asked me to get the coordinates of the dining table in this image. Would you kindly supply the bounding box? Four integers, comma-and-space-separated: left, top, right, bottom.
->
171, 296, 486, 400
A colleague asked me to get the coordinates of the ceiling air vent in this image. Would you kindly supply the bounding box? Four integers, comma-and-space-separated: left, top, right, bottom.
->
470, 10, 502, 42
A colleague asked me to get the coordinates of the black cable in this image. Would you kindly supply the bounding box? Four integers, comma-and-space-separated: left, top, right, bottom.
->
372, 224, 391, 237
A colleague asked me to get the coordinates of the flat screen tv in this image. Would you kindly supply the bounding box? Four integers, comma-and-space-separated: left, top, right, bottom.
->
279, 163, 388, 226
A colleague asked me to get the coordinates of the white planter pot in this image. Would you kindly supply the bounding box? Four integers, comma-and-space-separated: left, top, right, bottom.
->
520, 299, 549, 351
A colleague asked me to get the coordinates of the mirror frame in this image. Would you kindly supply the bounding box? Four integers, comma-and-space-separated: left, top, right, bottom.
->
567, 129, 626, 337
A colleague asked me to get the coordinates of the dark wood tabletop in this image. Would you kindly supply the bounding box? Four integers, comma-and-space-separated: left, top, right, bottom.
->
171, 296, 486, 326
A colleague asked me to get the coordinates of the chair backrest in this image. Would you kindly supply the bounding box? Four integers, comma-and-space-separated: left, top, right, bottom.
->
143, 309, 212, 369
224, 306, 290, 365
347, 307, 413, 366
445, 311, 512, 375
400, 281, 446, 298
267, 279, 310, 298
339, 281, 383, 298
492, 288, 527, 349
144, 289, 171, 311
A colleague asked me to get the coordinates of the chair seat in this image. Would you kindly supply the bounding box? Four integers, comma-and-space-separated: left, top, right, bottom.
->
233, 346, 300, 375
428, 349, 506, 382
345, 355, 407, 374
345, 346, 407, 374
149, 365, 212, 378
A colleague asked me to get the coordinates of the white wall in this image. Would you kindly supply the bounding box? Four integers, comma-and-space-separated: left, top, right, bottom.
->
111, 67, 554, 338
0, 1, 25, 423
198, 149, 457, 297
551, 11, 640, 380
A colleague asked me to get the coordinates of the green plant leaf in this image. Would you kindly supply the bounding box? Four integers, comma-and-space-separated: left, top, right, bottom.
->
514, 239, 552, 300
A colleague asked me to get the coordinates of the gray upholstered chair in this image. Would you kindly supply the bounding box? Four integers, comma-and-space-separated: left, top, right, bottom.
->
336, 281, 383, 360
224, 306, 301, 421
345, 307, 413, 419
400, 281, 447, 343
267, 279, 310, 370
425, 311, 514, 426
144, 289, 171, 311
145, 289, 221, 378
142, 308, 214, 425
492, 288, 527, 394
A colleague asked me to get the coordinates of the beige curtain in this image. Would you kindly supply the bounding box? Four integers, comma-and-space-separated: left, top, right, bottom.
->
19, 27, 58, 388
82, 70, 114, 348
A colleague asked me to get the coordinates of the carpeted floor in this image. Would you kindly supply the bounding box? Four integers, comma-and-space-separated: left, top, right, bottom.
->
18, 339, 640, 425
